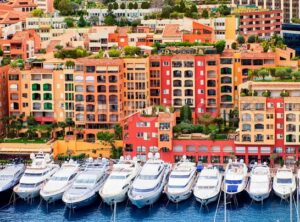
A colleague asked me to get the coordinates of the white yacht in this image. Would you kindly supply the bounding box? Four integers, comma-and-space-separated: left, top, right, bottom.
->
14, 152, 59, 200
40, 159, 80, 203
0, 162, 25, 193
128, 153, 171, 208
273, 166, 296, 200
193, 166, 222, 205
223, 159, 248, 195
100, 156, 141, 205
62, 158, 109, 209
165, 156, 196, 203
246, 163, 271, 202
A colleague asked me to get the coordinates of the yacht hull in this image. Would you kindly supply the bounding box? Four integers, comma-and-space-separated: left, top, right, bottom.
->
40, 190, 65, 203
63, 193, 98, 209
166, 189, 193, 203
14, 187, 41, 200
248, 191, 270, 202
274, 189, 295, 200
100, 190, 127, 205
195, 192, 219, 205
129, 190, 162, 208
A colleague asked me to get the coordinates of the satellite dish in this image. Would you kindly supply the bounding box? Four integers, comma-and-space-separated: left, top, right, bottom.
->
182, 155, 187, 161
120, 156, 124, 161
30, 153, 35, 160
240, 159, 244, 163
154, 152, 160, 160
148, 153, 153, 159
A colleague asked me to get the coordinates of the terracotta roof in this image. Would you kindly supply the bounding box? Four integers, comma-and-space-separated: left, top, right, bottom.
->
0, 10, 30, 24
6, 0, 36, 8
162, 24, 182, 38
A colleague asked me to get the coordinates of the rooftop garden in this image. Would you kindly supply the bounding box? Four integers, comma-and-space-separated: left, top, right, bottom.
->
173, 105, 238, 140
54, 46, 91, 59
248, 67, 300, 82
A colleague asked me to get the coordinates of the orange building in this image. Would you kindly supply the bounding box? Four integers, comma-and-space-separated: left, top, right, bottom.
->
183, 21, 214, 43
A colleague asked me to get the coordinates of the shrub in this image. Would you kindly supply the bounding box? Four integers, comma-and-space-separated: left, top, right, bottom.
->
236, 35, 245, 44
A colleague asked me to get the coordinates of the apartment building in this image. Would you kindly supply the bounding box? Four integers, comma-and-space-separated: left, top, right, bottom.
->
232, 0, 300, 23
87, 8, 161, 25
6, 0, 36, 12
0, 30, 41, 59
237, 81, 300, 164
0, 8, 29, 28
122, 107, 238, 163
33, 0, 54, 13
234, 8, 282, 39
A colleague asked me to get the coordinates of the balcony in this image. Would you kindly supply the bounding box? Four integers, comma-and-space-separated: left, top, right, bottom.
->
86, 85, 95, 92
110, 104, 118, 112
109, 114, 118, 122
32, 83, 40, 91
109, 85, 118, 93
184, 70, 193, 78
97, 76, 106, 83
43, 83, 52, 91
286, 124, 296, 132
32, 93, 41, 100
44, 103, 52, 110
109, 76, 118, 83
255, 134, 264, 142
184, 80, 193, 87
221, 86, 232, 93
242, 124, 251, 132
86, 104, 95, 112
242, 134, 251, 142
207, 70, 216, 78
286, 114, 296, 122
75, 104, 84, 112
109, 95, 118, 105
173, 70, 181, 78
32, 102, 41, 110
221, 95, 232, 103
43, 93, 52, 100
86, 114, 95, 122
254, 124, 264, 131
254, 114, 264, 122
207, 80, 216, 87
75, 95, 84, 102
10, 93, 18, 100
184, 61, 194, 67
172, 61, 182, 67
174, 98, 182, 106
98, 114, 107, 122
173, 89, 182, 97
221, 77, 232, 84
221, 67, 232, 75
98, 95, 106, 104
97, 85, 106, 93
173, 80, 182, 87
185, 89, 193, 96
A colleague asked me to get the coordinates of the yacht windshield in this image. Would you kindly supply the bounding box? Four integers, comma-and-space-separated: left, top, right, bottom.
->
110, 175, 126, 180
50, 176, 68, 181
168, 184, 187, 188
277, 178, 292, 184
19, 181, 43, 188
76, 178, 96, 184
199, 176, 217, 180
139, 174, 158, 180
24, 172, 44, 177
170, 174, 190, 179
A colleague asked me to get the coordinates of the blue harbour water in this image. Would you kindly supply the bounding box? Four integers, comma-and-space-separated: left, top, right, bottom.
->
0, 192, 297, 222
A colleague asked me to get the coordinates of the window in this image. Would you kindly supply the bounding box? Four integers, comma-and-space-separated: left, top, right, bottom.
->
163, 61, 169, 66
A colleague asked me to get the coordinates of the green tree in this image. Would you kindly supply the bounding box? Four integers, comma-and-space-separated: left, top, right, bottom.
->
128, 2, 133, 9
57, 0, 74, 15
292, 70, 300, 80
177, 0, 186, 13
247, 35, 256, 43
258, 69, 269, 80
108, 3, 113, 11
113, 124, 123, 140
133, 2, 138, 9
275, 69, 288, 80
247, 69, 258, 80
65, 117, 74, 134
214, 117, 224, 132
201, 9, 209, 18
236, 35, 245, 44
103, 13, 116, 25
124, 46, 141, 56
217, 4, 230, 16
27, 115, 37, 126
58, 121, 67, 137
77, 15, 87, 27
113, 2, 118, 9
120, 2, 126, 9
161, 5, 172, 18
26, 126, 37, 139
141, 2, 150, 9
108, 48, 121, 57
180, 105, 192, 123
97, 131, 115, 144
215, 40, 226, 53
31, 8, 44, 17
1, 57, 10, 66
198, 113, 214, 134
231, 42, 237, 50
64, 17, 74, 27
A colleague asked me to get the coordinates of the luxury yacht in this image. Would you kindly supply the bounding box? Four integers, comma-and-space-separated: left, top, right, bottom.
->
100, 156, 141, 205
273, 165, 296, 200
128, 153, 171, 208
165, 156, 196, 203
14, 152, 59, 200
62, 158, 109, 209
40, 159, 80, 203
246, 163, 272, 202
0, 161, 25, 193
223, 159, 248, 195
193, 166, 222, 205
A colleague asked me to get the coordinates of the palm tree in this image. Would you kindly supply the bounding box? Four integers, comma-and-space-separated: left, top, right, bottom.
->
65, 118, 74, 135
26, 126, 37, 139
214, 117, 224, 133
1, 116, 10, 137
247, 69, 258, 80
198, 113, 214, 134
58, 121, 67, 137
50, 122, 58, 138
